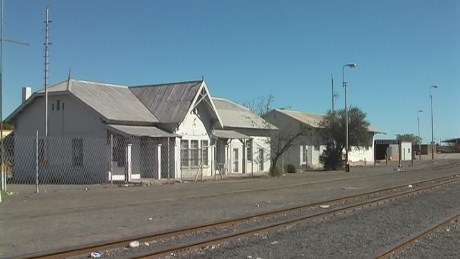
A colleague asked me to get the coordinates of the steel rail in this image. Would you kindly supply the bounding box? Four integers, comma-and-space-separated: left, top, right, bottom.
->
20, 173, 460, 259
374, 212, 460, 259
132, 177, 460, 258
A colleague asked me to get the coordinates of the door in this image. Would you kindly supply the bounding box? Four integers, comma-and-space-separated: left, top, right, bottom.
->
233, 148, 239, 172
259, 148, 264, 171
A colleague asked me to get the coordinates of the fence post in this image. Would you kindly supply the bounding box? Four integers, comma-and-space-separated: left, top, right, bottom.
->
110, 134, 113, 187
126, 143, 132, 183
157, 144, 162, 179
167, 138, 170, 180
36, 130, 39, 193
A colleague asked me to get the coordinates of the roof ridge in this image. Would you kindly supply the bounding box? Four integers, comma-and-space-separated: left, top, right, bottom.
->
129, 79, 203, 89
277, 109, 325, 116
71, 79, 128, 88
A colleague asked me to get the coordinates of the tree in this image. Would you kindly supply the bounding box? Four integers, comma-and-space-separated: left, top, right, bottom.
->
267, 125, 312, 176
396, 133, 421, 144
245, 95, 308, 176
243, 94, 275, 117
319, 107, 372, 170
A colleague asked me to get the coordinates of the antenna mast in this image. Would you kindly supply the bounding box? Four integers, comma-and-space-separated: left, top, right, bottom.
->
44, 7, 51, 136
331, 74, 334, 114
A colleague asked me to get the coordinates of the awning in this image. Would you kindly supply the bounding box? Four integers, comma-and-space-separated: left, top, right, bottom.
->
212, 130, 251, 139
107, 124, 179, 138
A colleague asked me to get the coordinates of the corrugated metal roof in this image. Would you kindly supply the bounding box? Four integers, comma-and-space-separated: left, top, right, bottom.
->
212, 130, 251, 139
39, 79, 160, 123
274, 109, 324, 128
272, 109, 383, 133
108, 124, 179, 138
213, 97, 276, 130
130, 81, 203, 124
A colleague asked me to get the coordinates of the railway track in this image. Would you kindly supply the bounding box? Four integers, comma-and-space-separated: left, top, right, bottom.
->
18, 172, 460, 259
375, 212, 460, 258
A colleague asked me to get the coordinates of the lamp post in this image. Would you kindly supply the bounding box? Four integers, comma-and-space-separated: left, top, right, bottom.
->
417, 110, 423, 160
430, 85, 438, 161
343, 63, 356, 172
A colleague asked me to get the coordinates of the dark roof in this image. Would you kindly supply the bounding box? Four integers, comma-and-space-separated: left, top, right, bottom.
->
130, 80, 222, 126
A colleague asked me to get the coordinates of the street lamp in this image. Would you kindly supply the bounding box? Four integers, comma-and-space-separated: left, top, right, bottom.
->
343, 63, 356, 172
417, 110, 423, 160
430, 85, 438, 161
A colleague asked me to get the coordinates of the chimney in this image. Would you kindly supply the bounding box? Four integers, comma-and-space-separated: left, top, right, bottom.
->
22, 86, 32, 103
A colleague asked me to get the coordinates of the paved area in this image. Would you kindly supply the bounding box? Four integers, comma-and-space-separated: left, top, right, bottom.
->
0, 154, 459, 258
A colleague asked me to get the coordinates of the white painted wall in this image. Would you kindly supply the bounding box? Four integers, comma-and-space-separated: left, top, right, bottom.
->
400, 142, 412, 161
13, 94, 112, 183
176, 103, 213, 179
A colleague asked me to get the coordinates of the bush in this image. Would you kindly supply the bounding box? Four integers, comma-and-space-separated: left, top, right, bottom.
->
269, 165, 284, 177
286, 164, 297, 174
319, 143, 344, 170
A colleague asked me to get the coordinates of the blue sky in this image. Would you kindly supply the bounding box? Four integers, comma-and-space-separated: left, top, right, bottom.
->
2, 0, 459, 143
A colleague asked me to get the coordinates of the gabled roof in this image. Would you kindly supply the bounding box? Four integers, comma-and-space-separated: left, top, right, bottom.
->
213, 97, 276, 130
7, 79, 159, 124
130, 80, 222, 126
271, 109, 324, 128
267, 109, 383, 133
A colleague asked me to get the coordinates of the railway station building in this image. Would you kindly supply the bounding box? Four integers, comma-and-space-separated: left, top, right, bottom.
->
5, 79, 275, 183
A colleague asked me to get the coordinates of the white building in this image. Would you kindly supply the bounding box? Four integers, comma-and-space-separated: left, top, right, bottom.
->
263, 109, 382, 170
6, 79, 274, 183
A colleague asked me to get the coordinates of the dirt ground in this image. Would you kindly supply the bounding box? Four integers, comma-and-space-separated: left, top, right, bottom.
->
1, 153, 459, 258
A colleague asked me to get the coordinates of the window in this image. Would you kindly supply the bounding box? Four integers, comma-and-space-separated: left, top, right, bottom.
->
72, 138, 83, 167
201, 140, 209, 166
51, 103, 55, 111
38, 138, 45, 165
57, 100, 60, 111
314, 145, 320, 151
302, 145, 307, 164
113, 137, 126, 167
191, 140, 199, 166
247, 139, 253, 161
181, 140, 189, 167
258, 149, 264, 171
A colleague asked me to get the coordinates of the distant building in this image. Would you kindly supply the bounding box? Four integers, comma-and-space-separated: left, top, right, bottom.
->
263, 109, 382, 170
442, 138, 460, 153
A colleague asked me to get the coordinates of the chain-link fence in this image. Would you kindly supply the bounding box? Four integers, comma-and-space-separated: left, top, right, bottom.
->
0, 134, 180, 194
0, 134, 271, 195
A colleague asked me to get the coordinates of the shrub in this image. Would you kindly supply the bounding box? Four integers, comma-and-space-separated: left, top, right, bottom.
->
319, 143, 344, 170
269, 165, 284, 177
286, 163, 297, 174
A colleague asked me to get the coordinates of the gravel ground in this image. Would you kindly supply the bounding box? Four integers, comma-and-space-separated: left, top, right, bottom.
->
1, 156, 458, 258
393, 220, 460, 259
179, 183, 460, 259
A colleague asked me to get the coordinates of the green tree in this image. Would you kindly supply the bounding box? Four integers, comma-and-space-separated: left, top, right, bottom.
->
319, 107, 372, 170
396, 133, 421, 144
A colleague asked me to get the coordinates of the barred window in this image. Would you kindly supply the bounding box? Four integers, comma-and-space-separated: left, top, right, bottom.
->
38, 138, 45, 165
113, 137, 126, 167
201, 140, 209, 166
247, 139, 253, 161
72, 138, 83, 167
181, 140, 189, 167
191, 140, 199, 166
